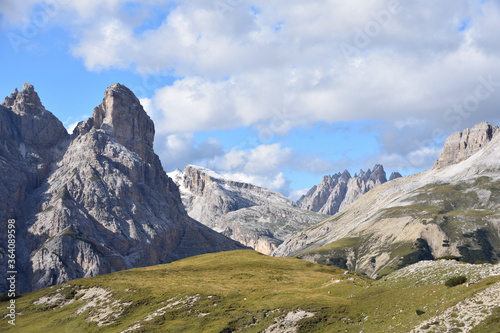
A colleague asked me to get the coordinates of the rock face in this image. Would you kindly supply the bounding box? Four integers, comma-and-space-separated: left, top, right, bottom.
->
274, 122, 500, 278
0, 83, 244, 293
296, 164, 399, 215
434, 121, 499, 168
169, 166, 328, 255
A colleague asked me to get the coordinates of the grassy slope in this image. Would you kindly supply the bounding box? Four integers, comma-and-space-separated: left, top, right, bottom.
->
1, 250, 499, 333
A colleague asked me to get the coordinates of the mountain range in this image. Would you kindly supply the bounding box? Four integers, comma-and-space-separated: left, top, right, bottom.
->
296, 164, 401, 215
1, 83, 499, 332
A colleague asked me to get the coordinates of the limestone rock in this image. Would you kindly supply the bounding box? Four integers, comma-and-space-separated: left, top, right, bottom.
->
434, 121, 499, 168
389, 171, 403, 181
169, 166, 328, 255
297, 164, 393, 215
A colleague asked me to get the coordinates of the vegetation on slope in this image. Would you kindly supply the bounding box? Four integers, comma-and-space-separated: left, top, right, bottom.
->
1, 250, 499, 333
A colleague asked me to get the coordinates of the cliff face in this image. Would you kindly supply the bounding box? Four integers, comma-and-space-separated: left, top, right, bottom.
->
169, 166, 328, 255
296, 164, 398, 215
434, 122, 499, 168
0, 83, 244, 293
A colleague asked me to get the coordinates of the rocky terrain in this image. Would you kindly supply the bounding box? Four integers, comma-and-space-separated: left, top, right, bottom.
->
0, 83, 244, 293
296, 164, 401, 215
169, 166, 328, 254
274, 122, 500, 278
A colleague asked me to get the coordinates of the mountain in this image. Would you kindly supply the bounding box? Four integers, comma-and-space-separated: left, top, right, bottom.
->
274, 122, 500, 279
2, 250, 499, 332
168, 165, 328, 254
296, 164, 401, 215
0, 83, 244, 293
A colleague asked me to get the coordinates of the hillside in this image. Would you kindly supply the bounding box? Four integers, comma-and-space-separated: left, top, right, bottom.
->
1, 251, 499, 332
274, 122, 500, 278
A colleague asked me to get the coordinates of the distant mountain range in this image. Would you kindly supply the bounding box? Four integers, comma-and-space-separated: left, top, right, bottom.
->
296, 164, 401, 215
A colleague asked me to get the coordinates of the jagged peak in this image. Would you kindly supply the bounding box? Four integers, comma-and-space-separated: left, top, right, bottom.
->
434, 121, 500, 168
185, 164, 228, 181
341, 169, 351, 180
389, 171, 403, 181
76, 83, 155, 161
2, 82, 45, 114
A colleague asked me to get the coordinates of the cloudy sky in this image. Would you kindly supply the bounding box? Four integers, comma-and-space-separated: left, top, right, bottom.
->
1, 0, 500, 199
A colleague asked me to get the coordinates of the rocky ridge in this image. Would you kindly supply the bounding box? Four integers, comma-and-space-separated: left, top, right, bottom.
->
169, 166, 328, 255
0, 83, 244, 293
434, 121, 499, 168
296, 164, 400, 215
274, 122, 500, 278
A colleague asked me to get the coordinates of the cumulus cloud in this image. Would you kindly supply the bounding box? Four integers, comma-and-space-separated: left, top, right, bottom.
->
195, 143, 295, 194
206, 143, 293, 174
155, 132, 224, 172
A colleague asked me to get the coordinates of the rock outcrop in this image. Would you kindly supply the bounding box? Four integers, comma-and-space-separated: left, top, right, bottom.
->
169, 166, 328, 255
296, 164, 399, 215
434, 121, 499, 168
0, 83, 244, 293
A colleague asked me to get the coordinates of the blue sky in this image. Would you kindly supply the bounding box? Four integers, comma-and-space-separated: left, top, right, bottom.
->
2, 0, 500, 199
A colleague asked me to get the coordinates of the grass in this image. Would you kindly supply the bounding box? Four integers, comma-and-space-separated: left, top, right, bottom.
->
300, 237, 361, 255
470, 307, 500, 333
1, 250, 499, 333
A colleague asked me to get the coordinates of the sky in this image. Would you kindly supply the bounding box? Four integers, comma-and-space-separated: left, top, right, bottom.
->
1, 0, 500, 199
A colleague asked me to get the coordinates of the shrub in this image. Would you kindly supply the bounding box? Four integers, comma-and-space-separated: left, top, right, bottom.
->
444, 275, 467, 287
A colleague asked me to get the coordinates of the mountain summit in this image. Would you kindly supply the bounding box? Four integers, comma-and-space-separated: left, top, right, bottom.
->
0, 83, 244, 293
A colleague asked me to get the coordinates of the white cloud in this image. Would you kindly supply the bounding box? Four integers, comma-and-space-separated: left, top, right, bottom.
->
289, 188, 311, 201
155, 132, 224, 172
198, 143, 294, 194
206, 143, 293, 175
223, 171, 291, 195
73, 0, 500, 146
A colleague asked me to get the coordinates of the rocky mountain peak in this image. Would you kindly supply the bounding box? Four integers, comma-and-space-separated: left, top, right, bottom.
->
369, 164, 387, 183
297, 164, 396, 215
389, 171, 403, 181
78, 83, 156, 161
434, 121, 499, 168
1, 83, 68, 149
2, 83, 45, 115
341, 170, 351, 181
